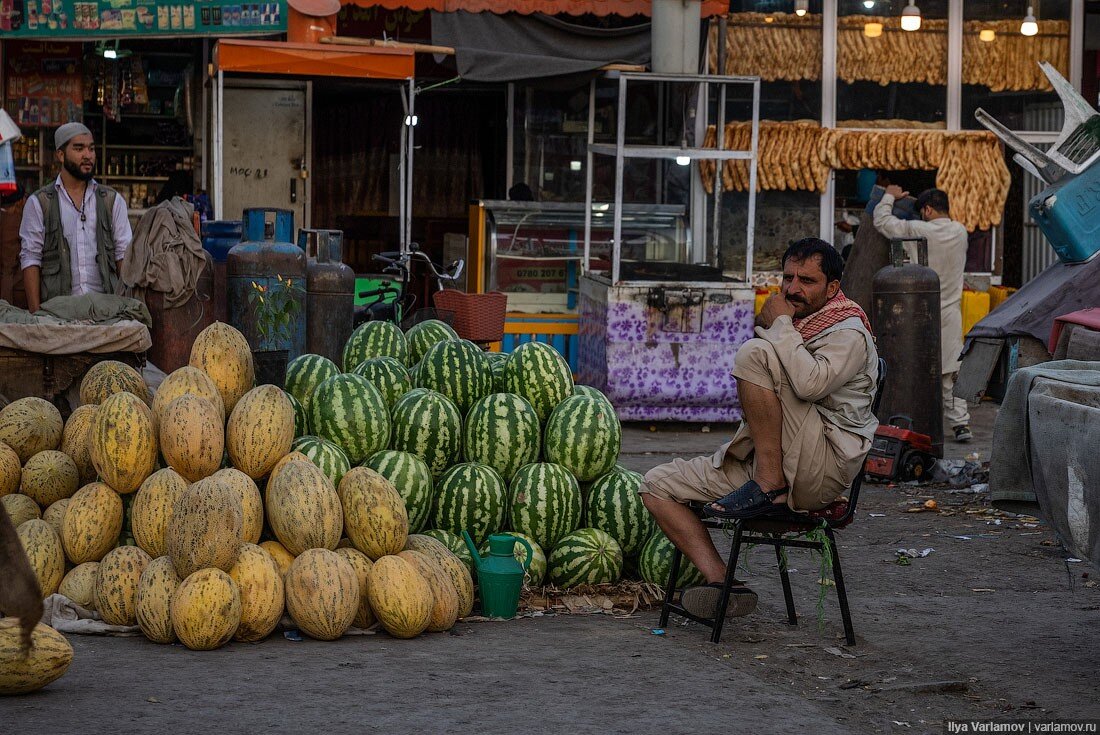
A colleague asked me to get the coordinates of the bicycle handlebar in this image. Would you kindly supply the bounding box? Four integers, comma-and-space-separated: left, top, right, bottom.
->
369, 248, 464, 284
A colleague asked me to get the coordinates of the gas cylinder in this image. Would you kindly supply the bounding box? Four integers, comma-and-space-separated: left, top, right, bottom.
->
299, 228, 354, 364
227, 208, 307, 358
872, 238, 944, 458
147, 253, 215, 373
200, 219, 241, 324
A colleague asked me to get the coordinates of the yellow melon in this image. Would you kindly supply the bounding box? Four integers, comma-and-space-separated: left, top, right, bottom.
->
228, 543, 284, 642
212, 468, 263, 545
59, 562, 99, 609
159, 394, 223, 483
152, 366, 225, 427
21, 450, 80, 507
171, 568, 241, 651
398, 549, 459, 633
95, 545, 152, 626
365, 554, 433, 639
404, 534, 476, 618
265, 460, 342, 556
284, 548, 359, 641
61, 483, 123, 564
0, 618, 73, 694
135, 556, 181, 644
333, 546, 375, 629
188, 322, 254, 414
131, 468, 188, 559
340, 467, 408, 560
61, 404, 99, 486
0, 397, 63, 464
226, 385, 295, 479
259, 540, 295, 577
166, 476, 242, 578
269, 451, 310, 484
2, 493, 41, 528
0, 440, 21, 497
41, 498, 69, 538
80, 359, 149, 406
90, 392, 157, 494
16, 519, 64, 598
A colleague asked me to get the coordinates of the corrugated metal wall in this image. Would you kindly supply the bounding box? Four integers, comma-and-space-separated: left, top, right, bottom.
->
1019, 110, 1061, 284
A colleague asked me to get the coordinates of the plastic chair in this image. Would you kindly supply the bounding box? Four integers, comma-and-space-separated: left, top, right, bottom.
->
659, 358, 888, 645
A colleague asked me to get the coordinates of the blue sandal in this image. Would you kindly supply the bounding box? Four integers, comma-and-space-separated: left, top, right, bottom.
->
703, 480, 789, 519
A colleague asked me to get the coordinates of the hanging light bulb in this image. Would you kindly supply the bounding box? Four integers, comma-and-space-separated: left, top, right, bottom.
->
764, 15, 775, 23
794, 0, 809, 17
863, 0, 875, 7
675, 155, 691, 167
979, 28, 996, 42
864, 21, 884, 38
1021, 6, 1038, 36
900, 1, 921, 32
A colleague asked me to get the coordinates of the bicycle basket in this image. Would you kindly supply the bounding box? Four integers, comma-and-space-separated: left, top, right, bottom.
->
431, 290, 508, 344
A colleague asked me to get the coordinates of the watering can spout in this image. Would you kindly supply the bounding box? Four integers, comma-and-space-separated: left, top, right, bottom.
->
462, 530, 482, 571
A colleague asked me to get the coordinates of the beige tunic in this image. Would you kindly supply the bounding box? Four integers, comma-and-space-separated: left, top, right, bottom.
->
873, 194, 969, 373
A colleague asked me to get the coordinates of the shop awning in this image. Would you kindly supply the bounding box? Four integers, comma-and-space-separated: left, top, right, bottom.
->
214, 39, 414, 78
340, 0, 728, 18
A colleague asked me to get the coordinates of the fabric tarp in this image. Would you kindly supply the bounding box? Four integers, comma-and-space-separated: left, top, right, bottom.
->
431, 11, 651, 82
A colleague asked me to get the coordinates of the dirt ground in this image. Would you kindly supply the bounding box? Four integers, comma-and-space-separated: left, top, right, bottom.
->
5, 401, 1099, 734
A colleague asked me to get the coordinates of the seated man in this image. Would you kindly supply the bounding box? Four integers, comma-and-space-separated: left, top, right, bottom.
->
639, 238, 880, 619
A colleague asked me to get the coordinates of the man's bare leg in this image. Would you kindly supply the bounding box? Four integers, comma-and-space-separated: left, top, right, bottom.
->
708, 378, 789, 509
641, 493, 726, 583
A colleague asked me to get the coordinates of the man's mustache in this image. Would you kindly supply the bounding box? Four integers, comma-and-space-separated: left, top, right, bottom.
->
786, 295, 806, 304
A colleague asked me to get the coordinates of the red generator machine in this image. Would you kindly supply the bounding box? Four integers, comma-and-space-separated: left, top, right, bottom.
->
864, 416, 937, 482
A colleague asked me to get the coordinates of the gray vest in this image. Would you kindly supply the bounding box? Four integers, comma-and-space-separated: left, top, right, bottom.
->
808, 316, 880, 441
32, 183, 120, 302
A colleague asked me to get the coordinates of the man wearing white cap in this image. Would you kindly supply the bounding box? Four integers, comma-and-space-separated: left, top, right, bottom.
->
18, 122, 132, 312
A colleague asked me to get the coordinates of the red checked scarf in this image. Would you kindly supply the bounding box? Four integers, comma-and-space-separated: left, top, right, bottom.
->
792, 289, 874, 342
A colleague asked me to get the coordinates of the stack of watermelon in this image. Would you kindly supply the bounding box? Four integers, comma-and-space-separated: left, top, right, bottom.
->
284, 318, 702, 590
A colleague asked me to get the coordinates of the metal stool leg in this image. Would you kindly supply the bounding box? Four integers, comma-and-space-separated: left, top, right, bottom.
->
775, 543, 797, 626
826, 527, 855, 646
710, 521, 744, 644
659, 544, 682, 628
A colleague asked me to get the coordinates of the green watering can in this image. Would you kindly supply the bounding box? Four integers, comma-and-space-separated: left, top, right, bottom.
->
463, 531, 534, 620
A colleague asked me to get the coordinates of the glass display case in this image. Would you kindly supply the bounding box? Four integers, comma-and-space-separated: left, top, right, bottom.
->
474, 199, 689, 313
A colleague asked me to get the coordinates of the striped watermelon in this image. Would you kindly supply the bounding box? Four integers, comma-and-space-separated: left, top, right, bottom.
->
639, 531, 704, 588
291, 435, 351, 488
363, 450, 434, 533
574, 384, 613, 410
285, 392, 309, 437
343, 321, 409, 371
507, 462, 582, 552
431, 463, 507, 547
389, 390, 462, 479
308, 374, 391, 464
352, 356, 413, 409
584, 467, 654, 557
422, 529, 474, 571
479, 532, 547, 587
503, 341, 574, 422
544, 395, 621, 482
405, 319, 459, 365
284, 354, 339, 412
413, 339, 492, 415
548, 528, 623, 587
485, 352, 509, 393
462, 393, 540, 483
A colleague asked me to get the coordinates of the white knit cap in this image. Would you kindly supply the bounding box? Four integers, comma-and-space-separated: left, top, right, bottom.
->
54, 122, 93, 150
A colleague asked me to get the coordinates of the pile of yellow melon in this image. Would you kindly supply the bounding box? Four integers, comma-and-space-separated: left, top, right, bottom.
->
2, 321, 472, 685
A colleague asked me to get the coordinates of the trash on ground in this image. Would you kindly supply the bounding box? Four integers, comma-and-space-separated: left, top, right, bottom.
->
930, 459, 989, 487
897, 548, 935, 559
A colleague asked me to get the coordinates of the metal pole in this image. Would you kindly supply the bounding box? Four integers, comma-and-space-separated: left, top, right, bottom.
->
819, 0, 837, 242
946, 0, 963, 131
746, 79, 759, 281
200, 39, 209, 195
214, 69, 223, 221
1070, 0, 1085, 92
612, 74, 627, 284
715, 16, 727, 78
583, 78, 596, 274
711, 77, 726, 269
406, 77, 415, 253
399, 87, 407, 253
506, 83, 515, 194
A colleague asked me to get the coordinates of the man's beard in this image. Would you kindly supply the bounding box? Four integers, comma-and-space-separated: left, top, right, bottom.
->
63, 157, 94, 182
